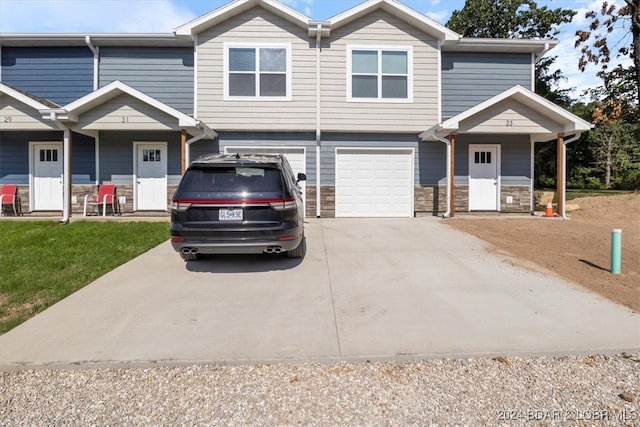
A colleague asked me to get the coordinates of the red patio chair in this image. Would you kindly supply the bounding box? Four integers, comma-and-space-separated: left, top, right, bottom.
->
83, 184, 117, 217
0, 184, 21, 216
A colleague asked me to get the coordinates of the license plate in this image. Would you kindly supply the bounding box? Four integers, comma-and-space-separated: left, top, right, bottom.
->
219, 208, 243, 221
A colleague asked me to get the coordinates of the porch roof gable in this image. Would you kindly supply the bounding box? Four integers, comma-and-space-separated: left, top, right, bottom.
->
420, 85, 593, 142
44, 81, 216, 138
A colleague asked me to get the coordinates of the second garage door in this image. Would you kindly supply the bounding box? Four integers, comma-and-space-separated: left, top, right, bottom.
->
335, 148, 414, 217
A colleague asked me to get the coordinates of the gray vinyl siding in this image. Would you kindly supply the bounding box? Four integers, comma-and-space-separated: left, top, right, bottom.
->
453, 134, 531, 185
189, 139, 220, 164
196, 6, 316, 131
321, 11, 440, 132
217, 132, 317, 180
442, 52, 532, 117
320, 133, 445, 186
1, 47, 93, 105
98, 131, 182, 184
99, 47, 194, 114
0, 131, 94, 184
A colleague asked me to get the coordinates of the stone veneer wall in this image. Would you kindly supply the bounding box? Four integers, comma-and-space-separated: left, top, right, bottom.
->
414, 185, 446, 216
68, 184, 176, 214
500, 185, 531, 213
305, 186, 335, 218
10, 184, 530, 216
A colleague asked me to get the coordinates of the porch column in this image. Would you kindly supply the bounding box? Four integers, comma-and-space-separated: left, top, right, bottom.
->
449, 132, 456, 217
181, 129, 188, 174
62, 129, 73, 222
556, 133, 564, 217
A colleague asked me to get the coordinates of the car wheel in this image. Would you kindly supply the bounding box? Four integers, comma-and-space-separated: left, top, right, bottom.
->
287, 236, 306, 258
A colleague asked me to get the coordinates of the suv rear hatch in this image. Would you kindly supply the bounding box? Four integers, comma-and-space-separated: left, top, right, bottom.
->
171, 164, 295, 229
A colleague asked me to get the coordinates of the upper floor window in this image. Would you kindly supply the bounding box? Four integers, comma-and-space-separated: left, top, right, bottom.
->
348, 47, 412, 102
225, 44, 291, 100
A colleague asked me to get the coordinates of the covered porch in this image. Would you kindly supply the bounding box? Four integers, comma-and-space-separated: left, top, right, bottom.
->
420, 85, 593, 218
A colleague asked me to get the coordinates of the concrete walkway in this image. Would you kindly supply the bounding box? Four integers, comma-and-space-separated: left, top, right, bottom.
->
1, 218, 638, 370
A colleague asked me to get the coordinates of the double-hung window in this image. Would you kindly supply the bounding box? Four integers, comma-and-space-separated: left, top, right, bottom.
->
226, 44, 291, 100
348, 47, 412, 102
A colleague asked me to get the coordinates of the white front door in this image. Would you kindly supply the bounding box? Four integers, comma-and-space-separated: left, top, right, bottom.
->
135, 143, 167, 210
469, 144, 499, 211
32, 143, 63, 211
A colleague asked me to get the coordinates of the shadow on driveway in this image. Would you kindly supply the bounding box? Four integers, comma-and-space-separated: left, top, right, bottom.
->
185, 254, 304, 273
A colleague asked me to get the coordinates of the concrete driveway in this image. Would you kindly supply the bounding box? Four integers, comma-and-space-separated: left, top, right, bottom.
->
1, 218, 639, 369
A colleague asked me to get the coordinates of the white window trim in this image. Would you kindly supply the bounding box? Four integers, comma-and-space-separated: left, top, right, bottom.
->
223, 42, 292, 101
346, 45, 413, 103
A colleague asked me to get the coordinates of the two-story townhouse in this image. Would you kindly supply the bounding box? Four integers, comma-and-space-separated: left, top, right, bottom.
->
0, 0, 591, 221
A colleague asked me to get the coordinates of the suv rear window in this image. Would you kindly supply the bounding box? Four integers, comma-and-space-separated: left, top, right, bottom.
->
180, 167, 284, 193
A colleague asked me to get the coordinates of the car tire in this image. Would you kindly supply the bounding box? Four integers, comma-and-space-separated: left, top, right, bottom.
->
287, 236, 306, 258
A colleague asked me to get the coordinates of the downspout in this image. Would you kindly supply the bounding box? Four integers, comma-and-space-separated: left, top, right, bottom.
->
184, 122, 208, 168
315, 24, 322, 218
85, 36, 100, 185
85, 36, 99, 90
530, 138, 535, 215
433, 133, 452, 218
561, 133, 581, 219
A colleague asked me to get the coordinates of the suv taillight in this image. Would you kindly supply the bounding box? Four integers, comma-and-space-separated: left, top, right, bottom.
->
171, 200, 192, 212
269, 199, 296, 211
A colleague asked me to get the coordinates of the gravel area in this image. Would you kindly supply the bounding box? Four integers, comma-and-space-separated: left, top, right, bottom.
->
1, 353, 639, 426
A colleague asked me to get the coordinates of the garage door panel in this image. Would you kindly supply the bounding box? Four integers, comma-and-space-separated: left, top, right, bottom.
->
335, 148, 413, 218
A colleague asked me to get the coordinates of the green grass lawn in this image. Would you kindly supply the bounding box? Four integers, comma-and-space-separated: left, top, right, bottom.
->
0, 221, 169, 334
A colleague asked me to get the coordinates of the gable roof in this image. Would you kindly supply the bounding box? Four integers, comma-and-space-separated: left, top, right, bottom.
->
52, 81, 216, 137
175, 0, 310, 37
0, 83, 60, 110
329, 0, 460, 42
420, 85, 593, 141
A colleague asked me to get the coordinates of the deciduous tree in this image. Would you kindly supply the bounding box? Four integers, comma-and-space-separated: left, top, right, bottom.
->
575, 0, 640, 106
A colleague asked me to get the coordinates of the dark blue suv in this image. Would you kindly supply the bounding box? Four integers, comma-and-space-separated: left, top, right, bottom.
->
170, 153, 306, 261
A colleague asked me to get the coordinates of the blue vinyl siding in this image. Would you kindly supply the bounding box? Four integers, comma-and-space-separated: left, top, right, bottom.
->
454, 134, 531, 185
217, 132, 317, 181
98, 131, 182, 184
99, 47, 194, 114
1, 47, 93, 105
0, 131, 95, 184
442, 52, 532, 117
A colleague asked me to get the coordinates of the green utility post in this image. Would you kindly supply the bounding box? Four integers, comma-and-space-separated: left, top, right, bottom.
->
611, 229, 622, 275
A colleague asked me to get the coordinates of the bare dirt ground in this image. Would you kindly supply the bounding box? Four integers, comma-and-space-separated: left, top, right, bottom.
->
446, 193, 640, 313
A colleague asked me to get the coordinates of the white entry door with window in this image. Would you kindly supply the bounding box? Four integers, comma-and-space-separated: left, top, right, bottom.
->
31, 142, 63, 211
468, 144, 500, 211
135, 142, 167, 210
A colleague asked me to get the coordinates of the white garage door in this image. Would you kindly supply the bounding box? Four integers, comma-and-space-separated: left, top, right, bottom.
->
335, 148, 414, 217
224, 146, 306, 212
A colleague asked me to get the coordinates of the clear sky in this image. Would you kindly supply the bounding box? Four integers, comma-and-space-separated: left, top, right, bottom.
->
0, 0, 633, 100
